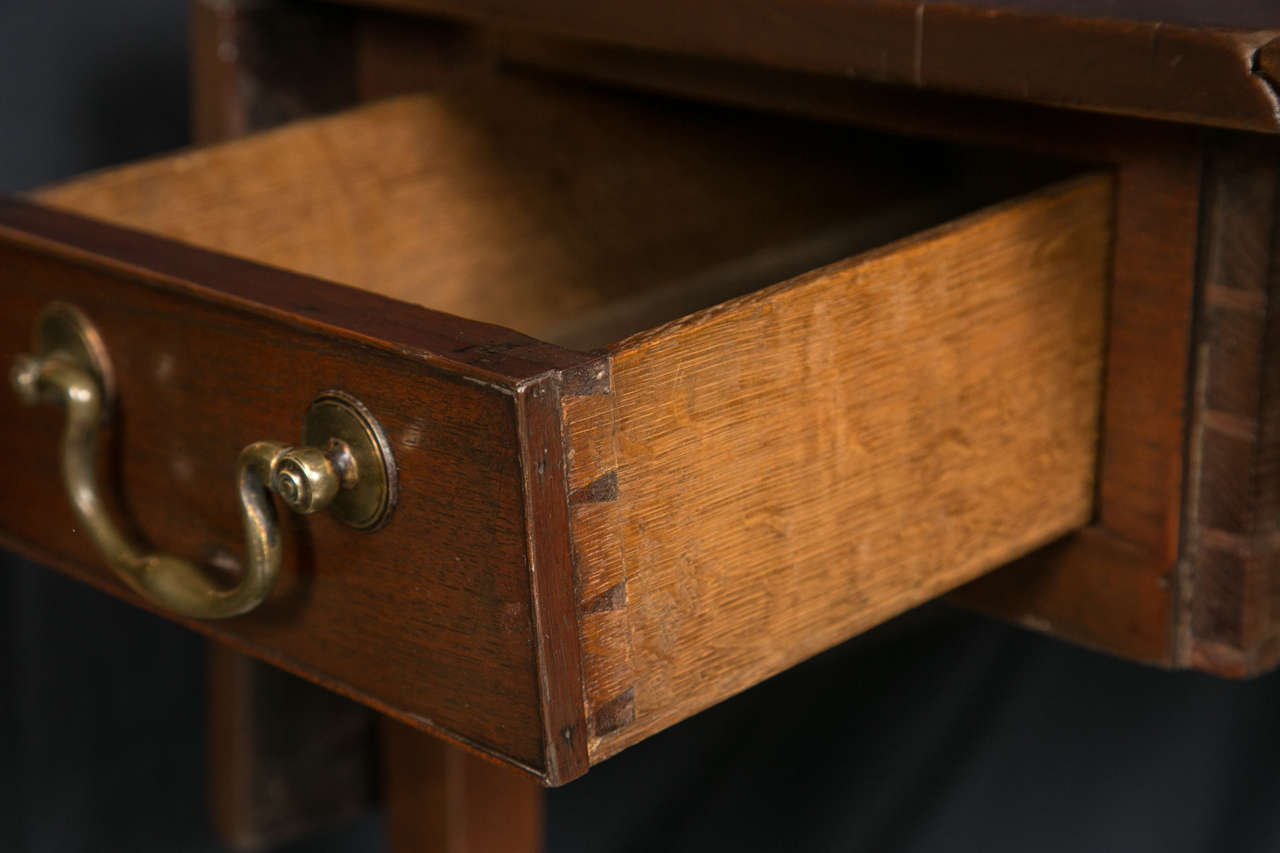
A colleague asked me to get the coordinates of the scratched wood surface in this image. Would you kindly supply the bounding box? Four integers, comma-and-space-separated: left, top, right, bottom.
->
566, 175, 1111, 759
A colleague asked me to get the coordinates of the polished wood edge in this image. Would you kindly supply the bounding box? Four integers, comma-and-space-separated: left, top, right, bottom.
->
0, 527, 549, 781
516, 371, 593, 785
347, 0, 1280, 131
0, 197, 595, 385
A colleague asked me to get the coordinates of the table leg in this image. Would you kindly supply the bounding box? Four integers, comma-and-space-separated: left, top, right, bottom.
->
207, 643, 378, 850
381, 719, 544, 853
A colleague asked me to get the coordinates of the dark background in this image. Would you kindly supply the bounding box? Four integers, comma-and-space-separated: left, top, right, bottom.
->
5, 3, 1280, 852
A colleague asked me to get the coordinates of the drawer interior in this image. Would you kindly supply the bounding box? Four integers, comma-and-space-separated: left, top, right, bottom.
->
34, 71, 1078, 350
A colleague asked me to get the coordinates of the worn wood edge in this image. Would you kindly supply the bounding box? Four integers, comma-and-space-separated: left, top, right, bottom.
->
0, 198, 593, 386
907, 9, 1280, 132
348, 0, 1280, 131
560, 364, 634, 749
1255, 37, 1280, 109
515, 371, 592, 785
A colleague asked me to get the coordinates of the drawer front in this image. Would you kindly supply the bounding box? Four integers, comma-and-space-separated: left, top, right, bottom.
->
0, 201, 593, 783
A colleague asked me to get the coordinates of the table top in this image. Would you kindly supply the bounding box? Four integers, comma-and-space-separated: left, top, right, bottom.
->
353, 0, 1280, 130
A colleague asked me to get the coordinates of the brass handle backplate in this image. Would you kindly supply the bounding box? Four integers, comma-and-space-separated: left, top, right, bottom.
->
10, 303, 397, 620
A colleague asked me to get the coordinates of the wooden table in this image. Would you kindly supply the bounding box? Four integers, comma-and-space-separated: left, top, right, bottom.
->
4, 1, 1280, 849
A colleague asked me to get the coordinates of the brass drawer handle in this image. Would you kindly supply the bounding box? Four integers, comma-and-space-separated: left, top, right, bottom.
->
9, 303, 396, 620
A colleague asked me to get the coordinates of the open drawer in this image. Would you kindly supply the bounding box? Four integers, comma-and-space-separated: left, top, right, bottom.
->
0, 71, 1110, 783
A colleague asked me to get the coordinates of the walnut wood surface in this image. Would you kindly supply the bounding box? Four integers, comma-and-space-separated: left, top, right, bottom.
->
567, 175, 1111, 759
0, 201, 594, 781
336, 0, 1280, 131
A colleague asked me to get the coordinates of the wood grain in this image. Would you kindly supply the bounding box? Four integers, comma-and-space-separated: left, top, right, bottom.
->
506, 41, 1200, 668
34, 76, 1047, 351
567, 175, 1112, 758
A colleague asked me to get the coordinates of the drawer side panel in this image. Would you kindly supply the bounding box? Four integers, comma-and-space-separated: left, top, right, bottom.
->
573, 175, 1112, 761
